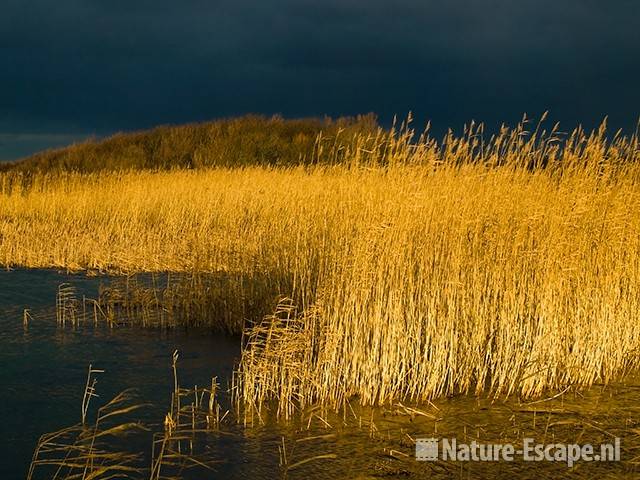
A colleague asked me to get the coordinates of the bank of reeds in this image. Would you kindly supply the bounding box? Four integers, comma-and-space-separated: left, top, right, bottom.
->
96, 273, 278, 333
3, 118, 640, 411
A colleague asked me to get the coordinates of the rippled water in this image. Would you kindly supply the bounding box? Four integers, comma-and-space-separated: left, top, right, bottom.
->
0, 270, 242, 478
2, 269, 639, 479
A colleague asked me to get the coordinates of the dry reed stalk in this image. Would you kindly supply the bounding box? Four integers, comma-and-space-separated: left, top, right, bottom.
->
28, 388, 148, 480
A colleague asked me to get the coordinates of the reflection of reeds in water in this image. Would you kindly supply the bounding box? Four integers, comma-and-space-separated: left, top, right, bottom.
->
23, 308, 32, 328
56, 284, 79, 327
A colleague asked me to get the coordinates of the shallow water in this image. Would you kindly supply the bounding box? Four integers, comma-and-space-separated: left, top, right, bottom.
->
0, 270, 242, 478
2, 269, 639, 479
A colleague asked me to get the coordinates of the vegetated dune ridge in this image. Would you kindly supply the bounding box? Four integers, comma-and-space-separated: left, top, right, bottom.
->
1, 117, 640, 414
0, 114, 378, 173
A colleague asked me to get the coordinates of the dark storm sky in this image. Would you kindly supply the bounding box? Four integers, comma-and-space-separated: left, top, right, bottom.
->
1, 0, 639, 160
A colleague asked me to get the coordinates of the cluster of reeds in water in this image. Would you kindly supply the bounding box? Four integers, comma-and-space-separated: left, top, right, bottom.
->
28, 352, 225, 480
52, 274, 278, 333
3, 115, 640, 415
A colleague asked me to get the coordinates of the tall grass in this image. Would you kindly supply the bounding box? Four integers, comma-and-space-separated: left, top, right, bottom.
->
3, 119, 640, 411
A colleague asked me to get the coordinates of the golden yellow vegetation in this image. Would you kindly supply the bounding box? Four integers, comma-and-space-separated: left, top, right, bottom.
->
2, 121, 640, 412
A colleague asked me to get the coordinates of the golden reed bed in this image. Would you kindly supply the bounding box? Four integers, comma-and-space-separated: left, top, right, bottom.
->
2, 121, 640, 413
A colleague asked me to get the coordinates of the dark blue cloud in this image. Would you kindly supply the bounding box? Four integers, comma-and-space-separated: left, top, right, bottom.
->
1, 0, 639, 160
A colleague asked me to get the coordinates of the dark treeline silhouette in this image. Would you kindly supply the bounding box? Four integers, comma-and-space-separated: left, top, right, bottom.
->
0, 114, 379, 173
